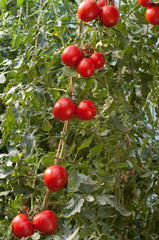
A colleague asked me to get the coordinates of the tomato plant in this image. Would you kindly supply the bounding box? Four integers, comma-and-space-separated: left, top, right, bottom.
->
33, 210, 58, 235
145, 6, 159, 25
44, 165, 68, 192
11, 214, 34, 239
76, 100, 97, 120
78, 0, 100, 22
61, 45, 83, 67
76, 58, 95, 77
99, 5, 120, 27
82, 45, 94, 57
53, 97, 76, 121
138, 0, 154, 7
90, 52, 105, 69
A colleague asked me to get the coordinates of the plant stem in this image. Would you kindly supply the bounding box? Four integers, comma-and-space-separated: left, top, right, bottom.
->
31, 147, 40, 211
124, 4, 140, 22
72, 125, 106, 147
34, 0, 42, 62
42, 120, 69, 208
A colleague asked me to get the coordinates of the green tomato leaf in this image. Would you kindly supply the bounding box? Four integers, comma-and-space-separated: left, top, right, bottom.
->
17, 0, 24, 7
0, 73, 6, 83
63, 195, 84, 217
1, 0, 6, 9
0, 168, 14, 179
89, 143, 103, 158
97, 195, 132, 216
12, 184, 34, 195
78, 136, 93, 151
42, 118, 52, 132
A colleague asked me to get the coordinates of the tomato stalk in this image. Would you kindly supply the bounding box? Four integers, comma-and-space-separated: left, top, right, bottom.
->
31, 147, 41, 211
124, 4, 140, 22
34, 0, 42, 62
42, 76, 73, 209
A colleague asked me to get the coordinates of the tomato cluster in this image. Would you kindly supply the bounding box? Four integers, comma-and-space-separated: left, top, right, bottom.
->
78, 0, 120, 28
61, 44, 105, 78
53, 98, 97, 121
11, 210, 58, 239
138, 0, 159, 25
11, 165, 67, 238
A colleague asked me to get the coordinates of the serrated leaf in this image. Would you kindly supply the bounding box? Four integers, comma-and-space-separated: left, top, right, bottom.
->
66, 227, 80, 240
140, 137, 149, 155
31, 232, 41, 240
110, 116, 131, 132
140, 171, 154, 178
62, 66, 77, 77
68, 171, 94, 191
12, 184, 34, 195
22, 133, 36, 158
97, 195, 131, 216
1, 0, 6, 9
31, 98, 40, 112
63, 196, 84, 217
0, 191, 10, 197
0, 73, 6, 83
17, 0, 24, 7
42, 155, 54, 167
0, 168, 14, 179
42, 118, 52, 132
78, 136, 93, 151
101, 96, 114, 115
51, 90, 60, 100
136, 16, 148, 24
0, 153, 9, 159
69, 142, 76, 153
89, 143, 103, 158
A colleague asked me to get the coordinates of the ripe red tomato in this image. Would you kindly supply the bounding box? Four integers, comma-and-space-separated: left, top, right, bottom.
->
99, 5, 120, 27
99, 0, 114, 8
90, 52, 105, 69
44, 165, 68, 192
145, 6, 159, 25
76, 100, 97, 120
138, 0, 154, 7
78, 0, 100, 22
11, 214, 34, 239
33, 210, 58, 235
61, 45, 83, 67
53, 97, 76, 121
82, 45, 94, 57
76, 58, 95, 78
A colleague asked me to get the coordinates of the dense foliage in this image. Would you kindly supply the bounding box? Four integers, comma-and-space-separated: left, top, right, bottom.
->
0, 0, 159, 239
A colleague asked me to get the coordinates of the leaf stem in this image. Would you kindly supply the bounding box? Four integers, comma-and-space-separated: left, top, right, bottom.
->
124, 4, 140, 22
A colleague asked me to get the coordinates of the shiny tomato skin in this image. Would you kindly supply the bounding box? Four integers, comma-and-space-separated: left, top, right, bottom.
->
33, 210, 58, 235
76, 58, 95, 78
53, 97, 76, 121
82, 45, 94, 57
145, 6, 159, 25
99, 0, 115, 7
99, 0, 107, 7
90, 52, 105, 69
61, 45, 83, 67
44, 165, 68, 192
138, 0, 154, 7
76, 100, 97, 120
78, 0, 100, 22
99, 5, 120, 27
11, 214, 34, 239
